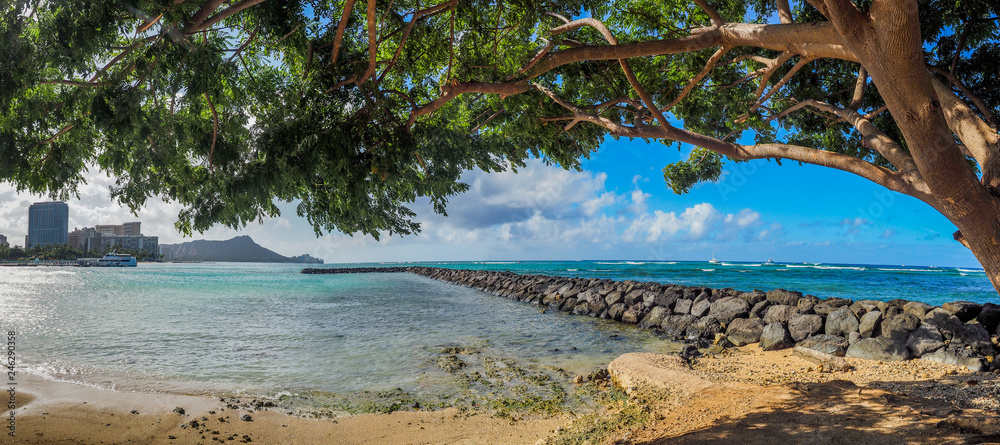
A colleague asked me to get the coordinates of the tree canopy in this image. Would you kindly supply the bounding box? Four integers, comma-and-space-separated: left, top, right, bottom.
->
3, 0, 1000, 287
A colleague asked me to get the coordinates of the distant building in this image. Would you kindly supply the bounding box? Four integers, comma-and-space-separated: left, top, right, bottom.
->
96, 224, 123, 236
122, 222, 140, 236
68, 227, 101, 251
27, 201, 69, 247
290, 253, 324, 264
0, 234, 7, 248
101, 235, 159, 258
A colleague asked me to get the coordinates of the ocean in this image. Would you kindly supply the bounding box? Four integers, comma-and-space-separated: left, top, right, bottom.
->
0, 260, 994, 402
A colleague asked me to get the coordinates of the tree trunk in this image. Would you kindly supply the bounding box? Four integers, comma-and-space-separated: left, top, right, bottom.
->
950, 203, 1000, 294
822, 0, 1000, 295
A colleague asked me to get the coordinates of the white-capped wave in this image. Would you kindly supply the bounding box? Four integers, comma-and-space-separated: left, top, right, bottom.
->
785, 264, 865, 271
956, 268, 984, 273
701, 268, 716, 272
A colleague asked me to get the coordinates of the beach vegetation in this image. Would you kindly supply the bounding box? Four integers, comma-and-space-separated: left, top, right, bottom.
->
0, 243, 158, 262
4, 0, 1000, 291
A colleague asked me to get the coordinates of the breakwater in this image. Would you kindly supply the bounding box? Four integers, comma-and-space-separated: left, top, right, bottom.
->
405, 266, 1000, 371
301, 267, 409, 274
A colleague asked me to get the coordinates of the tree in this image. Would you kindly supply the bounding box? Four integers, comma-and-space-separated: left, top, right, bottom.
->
2, 1, 999, 291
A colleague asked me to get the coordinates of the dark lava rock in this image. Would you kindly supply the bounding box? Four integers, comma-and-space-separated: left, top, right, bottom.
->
798, 334, 850, 357
726, 318, 765, 346
975, 303, 1000, 334
881, 313, 920, 341
686, 317, 724, 341
813, 298, 852, 316
846, 337, 909, 361
638, 306, 669, 329
766, 289, 802, 306
750, 300, 771, 319
607, 303, 627, 321
709, 296, 750, 325
948, 323, 996, 356
621, 306, 643, 324
825, 307, 860, 338
763, 305, 798, 324
661, 315, 699, 339
849, 300, 882, 318
858, 310, 882, 338
906, 325, 945, 357
653, 292, 680, 310
759, 322, 794, 351
903, 301, 933, 319
604, 291, 624, 306
690, 299, 711, 318
740, 291, 767, 306
941, 301, 982, 322
674, 299, 693, 315
921, 346, 991, 372
241, 414, 253, 422
796, 296, 819, 314
787, 314, 824, 342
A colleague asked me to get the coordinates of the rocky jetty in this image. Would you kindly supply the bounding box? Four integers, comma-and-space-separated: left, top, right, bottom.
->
301, 267, 409, 274
407, 267, 1000, 372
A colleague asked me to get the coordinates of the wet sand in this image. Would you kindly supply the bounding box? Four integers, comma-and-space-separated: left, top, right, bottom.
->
7, 346, 1000, 444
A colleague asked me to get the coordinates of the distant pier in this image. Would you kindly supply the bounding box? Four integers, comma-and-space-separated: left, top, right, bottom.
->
301, 267, 409, 274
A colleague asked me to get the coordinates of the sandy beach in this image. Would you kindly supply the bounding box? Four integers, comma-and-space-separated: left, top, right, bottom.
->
7, 345, 1000, 445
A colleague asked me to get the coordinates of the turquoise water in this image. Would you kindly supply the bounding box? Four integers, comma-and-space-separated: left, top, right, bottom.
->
0, 260, 994, 398
0, 263, 673, 397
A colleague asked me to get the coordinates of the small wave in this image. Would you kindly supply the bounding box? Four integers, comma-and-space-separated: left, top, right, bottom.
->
594, 262, 622, 265
785, 264, 865, 271
876, 268, 944, 272
566, 268, 579, 271
624, 261, 646, 265
956, 268, 984, 273
663, 262, 678, 264
701, 269, 716, 272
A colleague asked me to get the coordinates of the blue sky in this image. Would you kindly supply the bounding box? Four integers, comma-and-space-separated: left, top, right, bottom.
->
0, 134, 980, 268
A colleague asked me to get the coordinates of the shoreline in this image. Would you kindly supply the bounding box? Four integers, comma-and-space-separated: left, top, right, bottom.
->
9, 345, 1000, 444
8, 370, 571, 445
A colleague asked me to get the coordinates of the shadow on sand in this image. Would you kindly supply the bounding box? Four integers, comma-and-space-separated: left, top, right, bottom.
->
638, 376, 1000, 445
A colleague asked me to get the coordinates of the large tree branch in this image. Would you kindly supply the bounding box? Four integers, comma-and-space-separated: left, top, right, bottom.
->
692, 0, 725, 27
521, 22, 857, 80
776, 0, 794, 23
661, 46, 729, 112
848, 66, 867, 110
932, 78, 1000, 188
929, 66, 998, 131
377, 0, 457, 84
778, 99, 919, 175
197, 0, 266, 31
356, 0, 378, 84
331, 0, 359, 66
184, 0, 225, 33
406, 81, 530, 127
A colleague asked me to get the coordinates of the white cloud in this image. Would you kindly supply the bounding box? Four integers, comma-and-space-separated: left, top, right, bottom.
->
0, 158, 782, 262
726, 209, 761, 228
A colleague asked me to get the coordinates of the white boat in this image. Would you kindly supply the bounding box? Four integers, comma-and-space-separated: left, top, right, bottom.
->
766, 258, 776, 265
708, 249, 719, 264
94, 253, 137, 267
